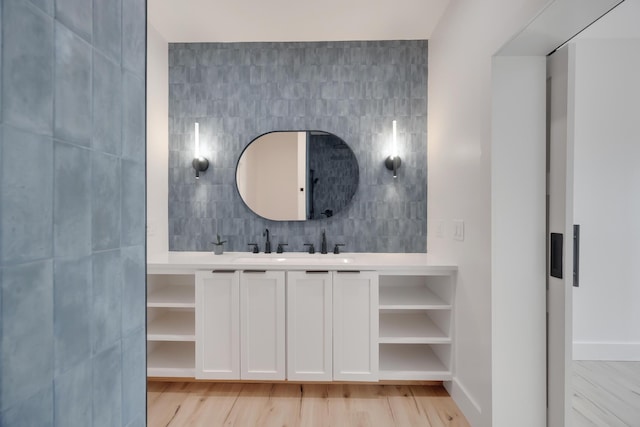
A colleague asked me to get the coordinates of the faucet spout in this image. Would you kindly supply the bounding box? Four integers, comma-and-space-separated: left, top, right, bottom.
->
321, 229, 327, 254
263, 228, 271, 254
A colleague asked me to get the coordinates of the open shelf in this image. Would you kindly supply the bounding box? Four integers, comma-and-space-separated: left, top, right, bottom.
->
147, 341, 195, 377
379, 312, 450, 344
379, 344, 451, 381
379, 285, 451, 310
147, 310, 195, 341
147, 284, 195, 308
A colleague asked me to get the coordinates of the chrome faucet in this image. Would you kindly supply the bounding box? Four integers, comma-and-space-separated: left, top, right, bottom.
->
263, 228, 271, 254
321, 229, 328, 254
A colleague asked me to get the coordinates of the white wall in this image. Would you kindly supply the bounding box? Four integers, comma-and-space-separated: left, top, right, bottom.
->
492, 56, 547, 426
427, 1, 548, 426
572, 37, 640, 361
147, 25, 169, 256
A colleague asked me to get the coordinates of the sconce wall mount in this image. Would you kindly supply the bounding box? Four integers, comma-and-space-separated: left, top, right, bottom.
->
192, 157, 209, 178
385, 155, 402, 178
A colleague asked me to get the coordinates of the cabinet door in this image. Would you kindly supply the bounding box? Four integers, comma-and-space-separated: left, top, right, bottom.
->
240, 271, 286, 380
287, 271, 333, 381
195, 271, 240, 379
333, 271, 379, 381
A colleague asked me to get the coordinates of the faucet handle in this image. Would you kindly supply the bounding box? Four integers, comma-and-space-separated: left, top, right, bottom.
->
304, 243, 315, 254
333, 244, 345, 254
276, 243, 288, 254
248, 243, 259, 254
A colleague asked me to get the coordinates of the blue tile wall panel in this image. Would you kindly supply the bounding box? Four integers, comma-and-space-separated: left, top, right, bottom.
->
0, 261, 54, 412
1, 126, 53, 264
55, 0, 92, 43
0, 0, 146, 424
53, 256, 92, 376
2, 0, 53, 135
1, 385, 53, 427
93, 51, 122, 156
92, 0, 121, 64
91, 249, 122, 354
53, 359, 92, 427
92, 152, 121, 250
54, 141, 91, 258
92, 343, 123, 427
122, 327, 146, 426
121, 245, 145, 335
54, 23, 92, 147
168, 41, 428, 253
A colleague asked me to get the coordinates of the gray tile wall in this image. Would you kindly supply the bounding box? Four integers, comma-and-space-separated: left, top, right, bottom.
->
169, 40, 428, 253
0, 0, 146, 426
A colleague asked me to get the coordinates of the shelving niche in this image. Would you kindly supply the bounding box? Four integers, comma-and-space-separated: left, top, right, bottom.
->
378, 274, 454, 381
147, 273, 196, 377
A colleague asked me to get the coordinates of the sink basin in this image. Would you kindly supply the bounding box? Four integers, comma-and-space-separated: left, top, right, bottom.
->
232, 255, 354, 265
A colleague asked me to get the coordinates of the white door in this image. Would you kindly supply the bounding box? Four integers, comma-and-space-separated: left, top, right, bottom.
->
240, 270, 286, 380
333, 271, 379, 382
195, 270, 240, 379
287, 271, 333, 381
547, 45, 575, 427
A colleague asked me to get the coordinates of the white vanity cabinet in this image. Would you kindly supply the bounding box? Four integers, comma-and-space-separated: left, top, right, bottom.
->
333, 271, 379, 382
195, 270, 240, 379
286, 271, 333, 381
240, 270, 286, 380
148, 253, 456, 383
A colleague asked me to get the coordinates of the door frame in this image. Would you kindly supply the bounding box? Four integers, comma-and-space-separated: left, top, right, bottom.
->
491, 1, 623, 425
545, 45, 575, 427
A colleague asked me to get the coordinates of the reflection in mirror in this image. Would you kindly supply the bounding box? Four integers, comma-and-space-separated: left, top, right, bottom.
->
236, 131, 359, 221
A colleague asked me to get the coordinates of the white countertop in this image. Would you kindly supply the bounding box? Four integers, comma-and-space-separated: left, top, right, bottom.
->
147, 251, 457, 274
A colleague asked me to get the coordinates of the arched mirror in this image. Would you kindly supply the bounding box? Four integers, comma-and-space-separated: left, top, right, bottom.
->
236, 131, 359, 221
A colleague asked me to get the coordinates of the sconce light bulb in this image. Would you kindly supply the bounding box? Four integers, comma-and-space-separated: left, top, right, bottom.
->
392, 120, 397, 157
385, 120, 401, 178
194, 122, 200, 158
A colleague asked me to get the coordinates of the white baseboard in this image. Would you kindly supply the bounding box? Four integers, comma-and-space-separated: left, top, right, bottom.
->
445, 377, 485, 427
573, 341, 640, 361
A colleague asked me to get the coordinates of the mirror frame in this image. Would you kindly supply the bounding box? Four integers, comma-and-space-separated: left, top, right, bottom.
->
235, 130, 359, 221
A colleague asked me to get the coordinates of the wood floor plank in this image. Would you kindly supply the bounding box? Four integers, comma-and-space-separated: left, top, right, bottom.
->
413, 386, 470, 427
384, 384, 432, 426
298, 384, 331, 427
177, 382, 244, 427
148, 381, 469, 427
221, 383, 274, 426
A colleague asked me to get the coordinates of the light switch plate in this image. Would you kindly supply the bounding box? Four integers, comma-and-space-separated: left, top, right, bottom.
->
435, 221, 444, 238
453, 220, 464, 241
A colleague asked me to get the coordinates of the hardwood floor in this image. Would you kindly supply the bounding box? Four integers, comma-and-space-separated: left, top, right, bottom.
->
572, 361, 640, 427
147, 381, 470, 427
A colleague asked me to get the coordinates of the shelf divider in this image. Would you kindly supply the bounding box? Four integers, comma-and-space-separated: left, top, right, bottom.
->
379, 285, 451, 310
379, 312, 450, 344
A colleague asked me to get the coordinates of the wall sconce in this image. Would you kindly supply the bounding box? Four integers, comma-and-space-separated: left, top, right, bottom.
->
385, 120, 402, 178
192, 122, 209, 179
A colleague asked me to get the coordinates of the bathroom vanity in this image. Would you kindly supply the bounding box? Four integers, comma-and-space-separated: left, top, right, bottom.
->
147, 252, 456, 383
